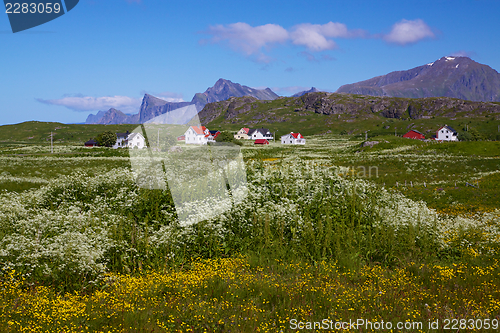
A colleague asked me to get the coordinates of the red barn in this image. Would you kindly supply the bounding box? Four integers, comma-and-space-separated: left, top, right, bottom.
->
254, 139, 269, 145
403, 130, 425, 140
84, 139, 98, 147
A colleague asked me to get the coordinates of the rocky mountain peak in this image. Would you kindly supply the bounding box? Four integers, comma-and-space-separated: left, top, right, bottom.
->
142, 93, 169, 107
292, 87, 321, 97
87, 79, 279, 124
336, 56, 500, 102
213, 78, 230, 88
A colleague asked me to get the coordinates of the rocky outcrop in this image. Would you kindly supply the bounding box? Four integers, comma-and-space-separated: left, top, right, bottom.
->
198, 91, 500, 126
291, 92, 500, 119
362, 141, 379, 147
198, 96, 258, 124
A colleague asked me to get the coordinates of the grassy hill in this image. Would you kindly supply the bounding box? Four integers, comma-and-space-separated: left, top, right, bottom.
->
198, 93, 500, 140
0, 121, 138, 144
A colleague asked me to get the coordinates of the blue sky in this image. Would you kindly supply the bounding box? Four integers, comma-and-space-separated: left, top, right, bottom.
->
1, 0, 500, 124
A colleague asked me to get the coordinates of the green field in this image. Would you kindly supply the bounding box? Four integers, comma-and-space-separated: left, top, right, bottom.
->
0, 121, 137, 144
0, 127, 499, 332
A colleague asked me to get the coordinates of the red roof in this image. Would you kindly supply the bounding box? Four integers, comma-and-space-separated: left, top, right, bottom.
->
242, 127, 249, 134
403, 130, 425, 140
191, 126, 207, 135
254, 139, 269, 145
290, 132, 303, 139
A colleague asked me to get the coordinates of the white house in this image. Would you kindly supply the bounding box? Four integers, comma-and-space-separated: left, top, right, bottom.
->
281, 132, 305, 144
184, 126, 218, 145
248, 128, 273, 140
113, 131, 130, 149
127, 132, 146, 149
436, 125, 458, 141
234, 127, 250, 140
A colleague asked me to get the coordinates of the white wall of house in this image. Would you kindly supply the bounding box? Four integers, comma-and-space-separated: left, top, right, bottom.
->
127, 133, 146, 149
113, 135, 128, 149
249, 129, 273, 140
185, 126, 210, 145
436, 126, 458, 141
281, 133, 305, 144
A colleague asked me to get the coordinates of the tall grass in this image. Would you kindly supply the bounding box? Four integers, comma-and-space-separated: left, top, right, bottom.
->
1, 157, 497, 292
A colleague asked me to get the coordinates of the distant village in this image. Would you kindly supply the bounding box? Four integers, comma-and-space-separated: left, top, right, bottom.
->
85, 124, 458, 148
85, 126, 306, 148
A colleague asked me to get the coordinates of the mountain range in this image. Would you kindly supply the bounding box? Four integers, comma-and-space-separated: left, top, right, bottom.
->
86, 56, 500, 125
86, 79, 279, 125
336, 56, 500, 102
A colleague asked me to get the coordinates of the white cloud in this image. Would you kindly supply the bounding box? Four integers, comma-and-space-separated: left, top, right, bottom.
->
37, 95, 142, 113
290, 24, 338, 51
203, 21, 366, 61
205, 22, 289, 55
204, 20, 434, 62
384, 19, 434, 45
290, 22, 366, 51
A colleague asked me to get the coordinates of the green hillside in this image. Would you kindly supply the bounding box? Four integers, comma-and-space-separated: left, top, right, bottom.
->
0, 121, 138, 144
200, 94, 500, 140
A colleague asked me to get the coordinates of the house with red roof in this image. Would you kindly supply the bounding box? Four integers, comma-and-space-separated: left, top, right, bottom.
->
234, 127, 250, 139
184, 126, 219, 144
403, 130, 425, 140
281, 132, 305, 145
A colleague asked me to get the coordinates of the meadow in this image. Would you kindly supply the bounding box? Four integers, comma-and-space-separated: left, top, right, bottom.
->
0, 135, 499, 332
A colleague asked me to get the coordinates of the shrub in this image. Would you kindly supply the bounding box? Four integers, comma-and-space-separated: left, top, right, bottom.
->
96, 131, 117, 147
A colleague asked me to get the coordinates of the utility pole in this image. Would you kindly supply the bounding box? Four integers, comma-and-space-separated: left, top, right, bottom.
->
395, 127, 397, 136
365, 130, 370, 141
